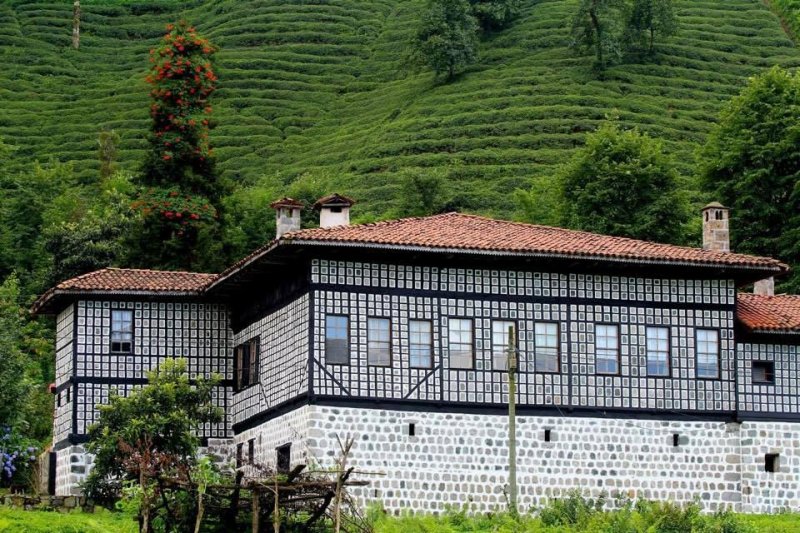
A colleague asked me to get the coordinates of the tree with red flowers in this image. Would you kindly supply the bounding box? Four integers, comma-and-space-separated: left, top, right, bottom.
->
131, 21, 227, 270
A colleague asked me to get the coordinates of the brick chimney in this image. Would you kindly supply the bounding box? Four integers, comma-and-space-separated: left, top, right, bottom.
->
314, 193, 354, 228
270, 197, 303, 238
702, 202, 730, 252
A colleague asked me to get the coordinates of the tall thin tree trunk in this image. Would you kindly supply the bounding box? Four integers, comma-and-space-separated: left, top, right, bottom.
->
590, 9, 602, 66
72, 1, 80, 50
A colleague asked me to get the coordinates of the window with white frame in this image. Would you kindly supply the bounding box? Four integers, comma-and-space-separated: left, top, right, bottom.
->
535, 322, 559, 373
110, 309, 133, 353
448, 318, 473, 369
325, 315, 349, 364
409, 320, 433, 369
696, 329, 719, 378
492, 320, 516, 371
646, 327, 670, 376
595, 324, 619, 374
367, 317, 391, 366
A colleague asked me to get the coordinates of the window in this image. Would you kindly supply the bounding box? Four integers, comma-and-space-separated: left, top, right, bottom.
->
235, 337, 259, 391
110, 309, 133, 353
544, 429, 552, 442
646, 327, 670, 376
325, 315, 349, 364
276, 444, 291, 473
448, 318, 473, 369
672, 434, 680, 447
236, 443, 243, 468
752, 361, 775, 384
247, 439, 255, 465
408, 423, 416, 437
765, 453, 780, 473
696, 329, 719, 378
367, 318, 391, 366
595, 325, 619, 374
492, 320, 516, 371
409, 320, 433, 369
535, 322, 559, 373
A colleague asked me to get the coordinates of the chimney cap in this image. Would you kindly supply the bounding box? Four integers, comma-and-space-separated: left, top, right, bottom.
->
702, 201, 728, 210
314, 193, 355, 210
270, 197, 304, 210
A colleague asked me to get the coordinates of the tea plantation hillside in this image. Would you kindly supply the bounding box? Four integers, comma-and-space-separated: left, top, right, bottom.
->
1, 0, 799, 218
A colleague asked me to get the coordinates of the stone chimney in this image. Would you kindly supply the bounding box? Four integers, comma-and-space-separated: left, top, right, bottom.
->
754, 277, 775, 296
702, 202, 730, 252
314, 193, 355, 228
270, 197, 303, 238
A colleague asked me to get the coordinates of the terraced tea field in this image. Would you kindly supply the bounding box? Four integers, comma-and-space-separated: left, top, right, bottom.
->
0, 0, 799, 218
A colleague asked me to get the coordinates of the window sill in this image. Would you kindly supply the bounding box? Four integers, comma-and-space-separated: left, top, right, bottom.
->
234, 383, 260, 394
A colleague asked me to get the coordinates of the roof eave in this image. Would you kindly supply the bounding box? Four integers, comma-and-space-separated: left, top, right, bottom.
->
31, 288, 207, 316
284, 239, 787, 274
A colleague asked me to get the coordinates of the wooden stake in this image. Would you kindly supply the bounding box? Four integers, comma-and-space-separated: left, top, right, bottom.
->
251, 490, 259, 533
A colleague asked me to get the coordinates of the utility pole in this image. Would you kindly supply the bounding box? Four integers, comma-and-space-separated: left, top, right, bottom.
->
507, 325, 518, 517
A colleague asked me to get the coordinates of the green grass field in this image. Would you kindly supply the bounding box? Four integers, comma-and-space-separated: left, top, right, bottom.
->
1, 0, 799, 220
0, 507, 798, 532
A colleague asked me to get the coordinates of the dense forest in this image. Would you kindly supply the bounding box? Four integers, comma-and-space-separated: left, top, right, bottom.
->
2, 0, 800, 478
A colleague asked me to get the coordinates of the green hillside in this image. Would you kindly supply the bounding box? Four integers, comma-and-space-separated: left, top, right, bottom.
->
0, 0, 799, 219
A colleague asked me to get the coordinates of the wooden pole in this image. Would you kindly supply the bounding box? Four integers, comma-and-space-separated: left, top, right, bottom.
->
507, 325, 518, 517
72, 1, 80, 50
251, 489, 260, 533
272, 481, 280, 533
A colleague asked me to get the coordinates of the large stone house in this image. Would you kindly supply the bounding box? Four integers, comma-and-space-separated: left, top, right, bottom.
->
33, 196, 800, 513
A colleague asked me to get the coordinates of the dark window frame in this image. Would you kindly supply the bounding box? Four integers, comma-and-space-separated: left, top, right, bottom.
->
595, 323, 620, 376
752, 360, 775, 385
276, 443, 291, 473
765, 453, 780, 473
695, 329, 720, 380
110, 308, 134, 354
646, 326, 671, 377
447, 317, 475, 370
367, 316, 392, 367
247, 439, 255, 465
325, 314, 350, 366
236, 443, 244, 468
234, 336, 260, 392
534, 321, 560, 374
491, 319, 518, 373
408, 319, 434, 369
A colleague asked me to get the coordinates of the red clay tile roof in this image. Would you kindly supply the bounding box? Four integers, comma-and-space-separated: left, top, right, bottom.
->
284, 213, 787, 270
738, 293, 800, 332
32, 268, 216, 314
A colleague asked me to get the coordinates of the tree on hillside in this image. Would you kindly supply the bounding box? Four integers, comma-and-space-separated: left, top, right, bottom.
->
0, 274, 25, 428
700, 66, 800, 292
560, 123, 687, 243
625, 0, 677, 54
414, 0, 479, 80
470, 0, 521, 31
85, 358, 222, 530
570, 0, 628, 69
130, 21, 227, 272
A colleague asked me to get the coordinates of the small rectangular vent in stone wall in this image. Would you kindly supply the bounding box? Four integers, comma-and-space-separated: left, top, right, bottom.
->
544, 428, 551, 442
765, 453, 780, 473
673, 433, 680, 447
408, 423, 416, 436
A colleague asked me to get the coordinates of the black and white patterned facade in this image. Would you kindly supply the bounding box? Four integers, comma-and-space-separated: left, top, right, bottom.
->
50, 257, 800, 511
53, 300, 232, 494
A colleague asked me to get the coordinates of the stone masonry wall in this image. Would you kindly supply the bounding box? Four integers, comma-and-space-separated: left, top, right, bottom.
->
54, 445, 91, 496
301, 405, 800, 514
233, 407, 311, 477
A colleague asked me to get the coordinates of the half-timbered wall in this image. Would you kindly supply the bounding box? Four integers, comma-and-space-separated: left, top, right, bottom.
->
737, 342, 800, 415
230, 294, 309, 427
73, 300, 232, 440
54, 305, 74, 442
311, 259, 736, 414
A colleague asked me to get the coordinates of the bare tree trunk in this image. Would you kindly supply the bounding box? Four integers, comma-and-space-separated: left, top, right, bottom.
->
252, 489, 260, 533
194, 493, 204, 533
72, 1, 80, 50
333, 435, 355, 533
272, 482, 280, 533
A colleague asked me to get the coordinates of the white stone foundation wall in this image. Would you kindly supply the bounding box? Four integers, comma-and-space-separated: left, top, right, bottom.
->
54, 445, 91, 496
234, 407, 311, 476
739, 421, 800, 513
298, 405, 800, 514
